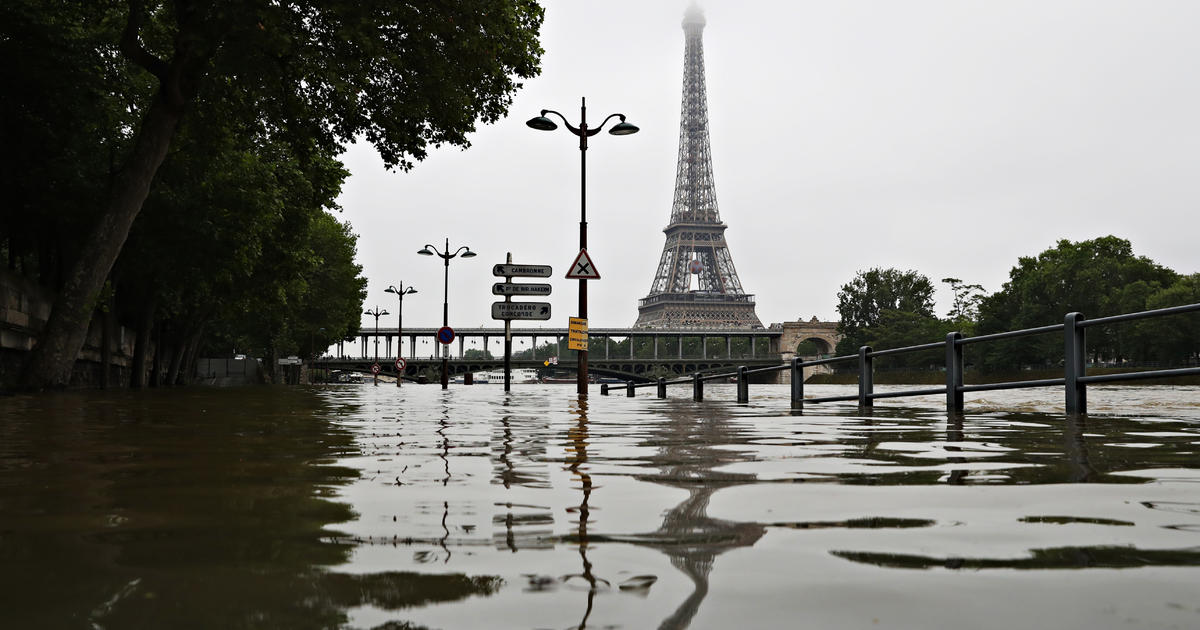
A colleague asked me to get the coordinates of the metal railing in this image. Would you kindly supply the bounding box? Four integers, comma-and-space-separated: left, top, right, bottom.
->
600, 303, 1200, 414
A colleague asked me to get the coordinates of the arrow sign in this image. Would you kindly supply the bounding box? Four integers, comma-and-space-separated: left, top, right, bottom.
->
565, 249, 600, 280
491, 302, 552, 321
493, 263, 552, 278
492, 282, 552, 296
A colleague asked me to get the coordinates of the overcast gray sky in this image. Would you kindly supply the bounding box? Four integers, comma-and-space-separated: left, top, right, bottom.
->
338, 0, 1200, 341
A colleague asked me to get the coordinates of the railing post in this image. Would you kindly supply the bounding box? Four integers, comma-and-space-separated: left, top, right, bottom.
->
626, 381, 635, 397
657, 377, 667, 399
946, 332, 964, 413
790, 357, 803, 410
601, 384, 609, 396
693, 372, 703, 402
737, 366, 748, 403
858, 346, 873, 409
1065, 312, 1087, 414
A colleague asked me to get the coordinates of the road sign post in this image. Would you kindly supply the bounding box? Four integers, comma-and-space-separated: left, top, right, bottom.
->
564, 249, 600, 397
394, 357, 406, 385
493, 254, 553, 391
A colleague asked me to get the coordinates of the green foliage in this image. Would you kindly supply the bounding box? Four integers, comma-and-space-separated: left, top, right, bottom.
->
836, 268, 936, 356
794, 340, 822, 356
976, 236, 1178, 368
1129, 274, 1200, 364
4, 0, 545, 385
942, 277, 985, 330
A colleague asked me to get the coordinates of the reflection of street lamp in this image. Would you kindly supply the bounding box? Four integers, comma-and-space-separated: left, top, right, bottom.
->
527, 97, 639, 398
364, 306, 389, 385
385, 283, 417, 387
418, 238, 476, 389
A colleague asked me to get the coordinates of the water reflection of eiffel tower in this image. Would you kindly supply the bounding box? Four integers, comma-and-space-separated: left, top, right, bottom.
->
561, 394, 763, 630
641, 402, 766, 630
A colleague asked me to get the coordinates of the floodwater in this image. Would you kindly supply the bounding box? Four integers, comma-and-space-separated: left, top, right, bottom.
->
2, 384, 1199, 629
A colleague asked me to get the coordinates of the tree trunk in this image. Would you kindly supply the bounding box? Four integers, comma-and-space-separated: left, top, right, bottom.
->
149, 320, 163, 387
100, 301, 113, 389
21, 95, 183, 389
178, 328, 203, 386
130, 297, 156, 389
166, 326, 187, 386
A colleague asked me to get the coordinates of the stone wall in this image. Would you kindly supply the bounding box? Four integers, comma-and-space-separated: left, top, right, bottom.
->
772, 316, 842, 384
1, 270, 145, 388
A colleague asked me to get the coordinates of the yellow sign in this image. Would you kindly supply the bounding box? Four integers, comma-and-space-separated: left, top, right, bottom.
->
568, 316, 587, 350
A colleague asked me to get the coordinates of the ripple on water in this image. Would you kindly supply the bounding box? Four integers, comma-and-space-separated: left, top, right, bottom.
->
3, 384, 1200, 629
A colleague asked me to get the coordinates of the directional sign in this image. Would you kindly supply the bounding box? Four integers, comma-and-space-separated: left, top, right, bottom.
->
492, 282, 552, 296
371, 363, 381, 374
395, 357, 407, 370
437, 326, 455, 344
493, 263, 552, 278
491, 301, 552, 321
568, 317, 587, 332
565, 249, 601, 280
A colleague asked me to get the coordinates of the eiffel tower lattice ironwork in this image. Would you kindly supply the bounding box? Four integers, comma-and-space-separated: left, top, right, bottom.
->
635, 5, 762, 329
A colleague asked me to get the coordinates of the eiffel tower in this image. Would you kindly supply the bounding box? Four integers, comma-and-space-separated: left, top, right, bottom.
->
635, 5, 762, 329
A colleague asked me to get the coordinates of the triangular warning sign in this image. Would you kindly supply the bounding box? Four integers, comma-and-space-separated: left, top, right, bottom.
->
565, 249, 601, 280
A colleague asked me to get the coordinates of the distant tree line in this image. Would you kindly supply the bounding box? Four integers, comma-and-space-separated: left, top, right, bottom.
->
0, 1, 545, 387
835, 236, 1200, 371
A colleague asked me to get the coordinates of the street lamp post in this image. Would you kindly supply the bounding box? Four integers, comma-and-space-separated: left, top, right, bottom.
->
527, 97, 639, 398
418, 238, 477, 389
364, 306, 389, 385
385, 283, 417, 387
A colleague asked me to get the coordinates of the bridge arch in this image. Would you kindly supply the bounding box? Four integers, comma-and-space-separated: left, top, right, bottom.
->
777, 316, 841, 359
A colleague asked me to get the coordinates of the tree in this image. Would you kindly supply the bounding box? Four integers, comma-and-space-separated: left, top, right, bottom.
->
942, 277, 985, 328
835, 268, 935, 356
1130, 274, 1200, 365
976, 236, 1177, 369
22, 0, 545, 388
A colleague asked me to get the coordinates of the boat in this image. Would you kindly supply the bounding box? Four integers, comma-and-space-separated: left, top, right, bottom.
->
455, 369, 541, 384
331, 370, 364, 384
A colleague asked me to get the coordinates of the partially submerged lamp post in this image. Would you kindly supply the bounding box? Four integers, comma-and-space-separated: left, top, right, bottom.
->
385, 283, 417, 387
526, 97, 638, 398
364, 306, 389, 385
418, 238, 476, 389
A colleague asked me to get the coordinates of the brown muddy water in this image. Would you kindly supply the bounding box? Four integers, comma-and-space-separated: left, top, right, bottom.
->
1, 384, 1199, 629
